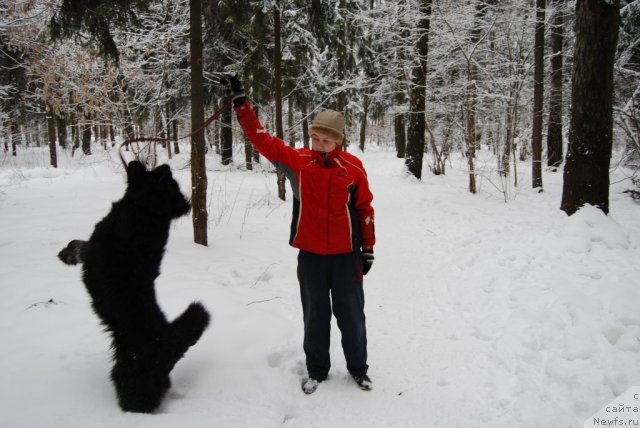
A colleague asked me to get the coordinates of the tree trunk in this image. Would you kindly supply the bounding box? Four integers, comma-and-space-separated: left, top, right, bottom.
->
221, 103, 233, 165
395, 114, 406, 158
359, 94, 369, 152
394, 10, 408, 160
464, 0, 490, 193
336, 0, 348, 114
546, 0, 565, 169
253, 105, 261, 163
243, 93, 254, 169
109, 124, 115, 147
28, 124, 35, 148
55, 114, 68, 149
11, 121, 17, 156
288, 98, 295, 148
405, 0, 432, 179
531, 0, 545, 190
3, 121, 9, 153
81, 116, 91, 155
561, 0, 620, 215
502, 86, 515, 177
163, 104, 172, 159
46, 104, 57, 168
71, 115, 80, 157
273, 0, 286, 200
244, 134, 253, 170
302, 104, 310, 149
11, 123, 17, 156
426, 120, 444, 175
465, 60, 477, 193
170, 100, 180, 154
190, 0, 208, 246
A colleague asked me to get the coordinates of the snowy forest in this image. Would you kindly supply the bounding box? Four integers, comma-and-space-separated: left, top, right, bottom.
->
2, 1, 640, 218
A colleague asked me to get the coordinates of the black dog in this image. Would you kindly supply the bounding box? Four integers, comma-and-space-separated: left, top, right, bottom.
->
59, 161, 210, 413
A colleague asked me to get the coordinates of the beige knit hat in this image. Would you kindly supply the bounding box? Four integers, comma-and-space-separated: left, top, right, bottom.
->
309, 109, 345, 144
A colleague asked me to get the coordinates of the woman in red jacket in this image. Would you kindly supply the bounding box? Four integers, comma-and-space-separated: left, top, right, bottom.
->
224, 76, 375, 394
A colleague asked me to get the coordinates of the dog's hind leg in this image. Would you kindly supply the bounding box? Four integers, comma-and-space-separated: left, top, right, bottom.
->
111, 358, 170, 413
171, 302, 210, 348
154, 302, 210, 376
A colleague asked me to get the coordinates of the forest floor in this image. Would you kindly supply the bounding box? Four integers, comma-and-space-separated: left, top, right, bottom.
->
1, 145, 639, 427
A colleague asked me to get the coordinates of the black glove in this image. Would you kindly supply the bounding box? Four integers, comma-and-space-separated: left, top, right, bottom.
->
220, 75, 246, 107
362, 248, 374, 275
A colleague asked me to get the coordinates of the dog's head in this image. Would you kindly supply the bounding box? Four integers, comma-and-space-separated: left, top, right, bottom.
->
126, 161, 191, 219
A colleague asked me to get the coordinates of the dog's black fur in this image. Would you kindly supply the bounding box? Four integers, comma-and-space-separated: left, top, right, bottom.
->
60, 161, 210, 413
58, 239, 87, 265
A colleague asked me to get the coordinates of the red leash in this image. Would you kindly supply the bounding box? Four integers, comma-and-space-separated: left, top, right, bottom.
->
119, 97, 234, 170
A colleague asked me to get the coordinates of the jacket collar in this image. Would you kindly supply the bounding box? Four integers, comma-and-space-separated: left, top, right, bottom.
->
311, 146, 341, 167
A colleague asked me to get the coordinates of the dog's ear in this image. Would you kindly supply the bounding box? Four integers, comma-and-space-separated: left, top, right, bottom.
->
154, 164, 172, 179
127, 161, 147, 185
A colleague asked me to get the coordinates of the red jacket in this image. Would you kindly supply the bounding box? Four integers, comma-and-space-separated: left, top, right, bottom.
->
235, 100, 375, 255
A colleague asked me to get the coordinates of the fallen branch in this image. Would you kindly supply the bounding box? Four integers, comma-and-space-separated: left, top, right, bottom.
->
25, 298, 65, 310
250, 262, 280, 288
246, 297, 281, 306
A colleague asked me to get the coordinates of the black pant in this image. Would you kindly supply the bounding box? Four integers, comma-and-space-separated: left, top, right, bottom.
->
297, 250, 368, 380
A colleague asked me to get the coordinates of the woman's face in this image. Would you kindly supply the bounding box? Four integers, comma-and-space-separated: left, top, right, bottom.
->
311, 131, 339, 153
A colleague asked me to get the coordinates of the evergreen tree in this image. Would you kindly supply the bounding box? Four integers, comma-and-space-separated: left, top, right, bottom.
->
531, 0, 545, 189
546, 0, 566, 169
50, 0, 152, 63
405, 0, 432, 180
561, 0, 621, 215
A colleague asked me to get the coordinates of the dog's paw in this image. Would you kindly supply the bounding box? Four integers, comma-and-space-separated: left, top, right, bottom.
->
58, 240, 88, 265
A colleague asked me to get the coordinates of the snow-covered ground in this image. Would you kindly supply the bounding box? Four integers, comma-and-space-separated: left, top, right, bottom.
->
1, 144, 639, 428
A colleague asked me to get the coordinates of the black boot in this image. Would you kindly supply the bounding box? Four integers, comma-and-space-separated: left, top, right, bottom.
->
352, 374, 372, 391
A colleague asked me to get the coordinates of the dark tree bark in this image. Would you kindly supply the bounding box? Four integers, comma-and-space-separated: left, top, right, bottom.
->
395, 114, 406, 158
221, 103, 233, 165
46, 104, 57, 168
253, 105, 261, 163
244, 135, 253, 170
71, 114, 80, 156
190, 0, 208, 246
55, 114, 68, 149
3, 121, 9, 153
405, 0, 432, 179
531, 0, 545, 190
109, 124, 115, 147
546, 0, 566, 169
273, 0, 286, 200
561, 0, 620, 215
11, 120, 17, 157
81, 116, 91, 155
359, 95, 369, 152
